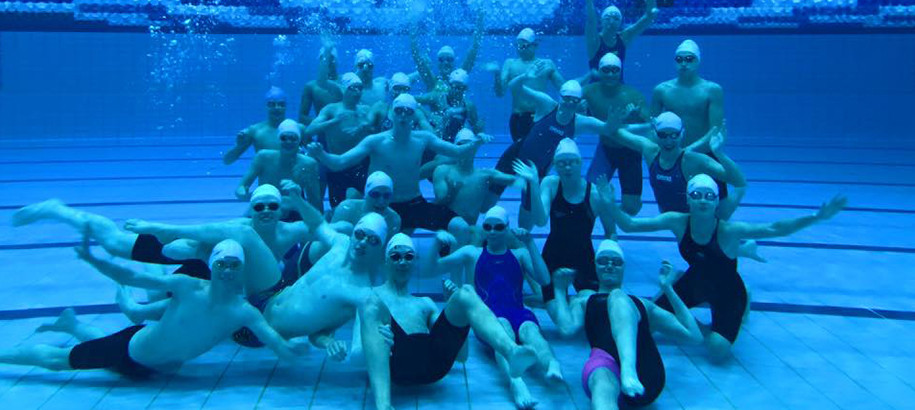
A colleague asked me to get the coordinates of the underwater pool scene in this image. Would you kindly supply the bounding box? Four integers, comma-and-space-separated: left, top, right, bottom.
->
1, 0, 914, 409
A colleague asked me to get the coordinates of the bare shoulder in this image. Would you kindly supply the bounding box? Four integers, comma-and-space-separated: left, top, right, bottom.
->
542, 175, 561, 190
420, 296, 438, 313
255, 149, 279, 161
702, 79, 723, 92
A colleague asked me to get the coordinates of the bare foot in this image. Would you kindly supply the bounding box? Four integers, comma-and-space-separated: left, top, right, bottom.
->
510, 378, 538, 409
116, 286, 146, 325
36, 307, 79, 334
620, 371, 645, 397
544, 359, 564, 382
552, 268, 576, 293
507, 345, 537, 378
11, 199, 65, 227
739, 240, 767, 263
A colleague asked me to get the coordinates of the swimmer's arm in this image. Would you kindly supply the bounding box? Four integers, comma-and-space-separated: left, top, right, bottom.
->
244, 308, 309, 360
644, 288, 702, 344
426, 131, 475, 158
295, 159, 324, 212
608, 193, 681, 233
584, 0, 600, 58
305, 106, 341, 136
726, 215, 824, 241
299, 86, 315, 126
236, 153, 265, 199
592, 188, 617, 239
514, 85, 557, 119
576, 115, 619, 137
535, 178, 555, 227
410, 30, 438, 91
224, 127, 253, 165
649, 85, 665, 117
606, 128, 658, 161
691, 151, 745, 188
424, 298, 440, 330
435, 244, 473, 271
77, 248, 189, 291
461, 13, 485, 73
494, 60, 509, 97
285, 190, 341, 246
415, 109, 436, 132
548, 62, 565, 90
318, 135, 375, 171
620, 0, 658, 45
519, 245, 550, 286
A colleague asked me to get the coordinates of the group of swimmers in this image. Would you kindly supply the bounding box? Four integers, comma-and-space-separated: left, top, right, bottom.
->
1, 1, 848, 409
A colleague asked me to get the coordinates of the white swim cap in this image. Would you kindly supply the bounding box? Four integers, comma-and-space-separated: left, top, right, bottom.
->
449, 69, 469, 86
341, 72, 363, 90
209, 239, 245, 269
277, 119, 300, 138
654, 112, 683, 132
517, 28, 536, 43
598, 53, 622, 70
393, 93, 418, 111
554, 138, 581, 159
676, 39, 701, 61
560, 80, 583, 98
365, 171, 394, 194
687, 174, 718, 196
601, 6, 622, 19
437, 45, 456, 58
265, 86, 286, 102
355, 212, 388, 241
390, 72, 410, 89
385, 233, 415, 254
355, 49, 374, 65
455, 128, 478, 145
596, 239, 624, 259
251, 184, 281, 204
483, 206, 509, 225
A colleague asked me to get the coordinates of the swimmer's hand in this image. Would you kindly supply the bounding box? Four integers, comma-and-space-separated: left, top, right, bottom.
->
476, 133, 494, 144
434, 230, 457, 255
594, 174, 615, 201
235, 186, 249, 201
815, 195, 847, 221
605, 104, 629, 131
378, 324, 395, 349
484, 61, 500, 73
305, 142, 325, 158
236, 129, 252, 146
708, 126, 724, 154
443, 279, 459, 300
124, 219, 160, 236
326, 340, 348, 362
512, 159, 538, 183
511, 227, 533, 244
280, 179, 303, 198
658, 261, 681, 290
73, 227, 94, 261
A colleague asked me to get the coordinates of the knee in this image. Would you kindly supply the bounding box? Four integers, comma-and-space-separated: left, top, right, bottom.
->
452, 285, 478, 306
620, 196, 642, 215
518, 321, 541, 341
705, 332, 733, 364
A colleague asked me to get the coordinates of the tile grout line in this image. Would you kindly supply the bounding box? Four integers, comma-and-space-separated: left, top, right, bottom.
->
253, 360, 280, 410
306, 357, 329, 409
198, 344, 242, 409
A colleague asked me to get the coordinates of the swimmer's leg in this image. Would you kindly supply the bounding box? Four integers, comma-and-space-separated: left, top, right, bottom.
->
588, 368, 621, 410
36, 308, 105, 342
493, 318, 538, 410
518, 321, 563, 382
607, 289, 645, 398
705, 332, 734, 364
0, 344, 73, 371
12, 200, 137, 259
619, 195, 642, 217
358, 294, 395, 410
444, 285, 537, 377
544, 268, 578, 337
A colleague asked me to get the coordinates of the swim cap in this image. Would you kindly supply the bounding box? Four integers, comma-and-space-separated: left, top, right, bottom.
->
596, 239, 624, 259
687, 174, 718, 196
390, 72, 410, 89
598, 53, 622, 70
437, 46, 456, 58
654, 112, 683, 132
449, 69, 469, 86
355, 49, 374, 65
251, 184, 281, 204
209, 239, 245, 270
676, 39, 701, 61
455, 128, 478, 145
601, 5, 622, 20
365, 171, 394, 194
393, 93, 418, 111
341, 72, 363, 90
318, 46, 338, 60
386, 233, 415, 254
517, 28, 536, 43
554, 138, 581, 159
265, 86, 286, 102
355, 212, 388, 241
277, 119, 300, 138
560, 80, 583, 98
483, 206, 509, 225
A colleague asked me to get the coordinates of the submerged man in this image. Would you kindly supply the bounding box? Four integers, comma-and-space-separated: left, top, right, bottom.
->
223, 86, 293, 165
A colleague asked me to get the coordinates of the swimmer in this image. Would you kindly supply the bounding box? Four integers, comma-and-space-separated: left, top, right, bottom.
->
432, 129, 518, 226
583, 0, 658, 82
0, 239, 308, 379
514, 140, 615, 296
307, 72, 375, 207
433, 207, 562, 409
299, 42, 343, 127
417, 68, 484, 143
409, 12, 485, 92
351, 49, 388, 106
308, 93, 490, 233
546, 241, 702, 409
603, 174, 847, 361
359, 233, 538, 410
223, 86, 302, 165
490, 70, 622, 201
329, 170, 402, 239
487, 27, 565, 142
236, 119, 322, 213
583, 53, 650, 216
369, 72, 435, 133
